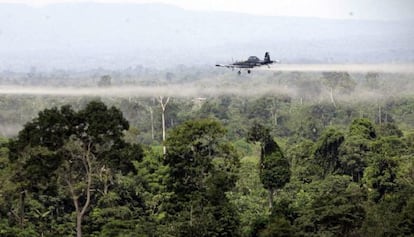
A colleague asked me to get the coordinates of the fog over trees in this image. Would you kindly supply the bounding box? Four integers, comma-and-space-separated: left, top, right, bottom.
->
1, 69, 414, 236
0, 2, 414, 236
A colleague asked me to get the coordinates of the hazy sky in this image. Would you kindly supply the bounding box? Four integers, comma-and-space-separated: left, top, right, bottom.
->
1, 0, 413, 20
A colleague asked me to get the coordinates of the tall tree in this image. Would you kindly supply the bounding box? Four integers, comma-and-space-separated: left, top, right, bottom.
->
339, 119, 378, 182
338, 137, 369, 182
247, 123, 291, 209
313, 128, 345, 178
164, 119, 240, 236
322, 72, 355, 107
348, 118, 377, 140
157, 96, 170, 155
7, 101, 143, 237
59, 137, 95, 237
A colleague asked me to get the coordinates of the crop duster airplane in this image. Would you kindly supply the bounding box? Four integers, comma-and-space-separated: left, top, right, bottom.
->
216, 52, 280, 74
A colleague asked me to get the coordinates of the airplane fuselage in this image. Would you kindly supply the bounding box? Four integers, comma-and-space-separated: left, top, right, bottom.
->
216, 52, 278, 73
232, 56, 273, 68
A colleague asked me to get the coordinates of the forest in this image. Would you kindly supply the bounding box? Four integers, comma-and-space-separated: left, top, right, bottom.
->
0, 69, 414, 236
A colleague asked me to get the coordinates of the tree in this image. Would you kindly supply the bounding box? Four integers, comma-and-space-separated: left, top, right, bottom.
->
336, 119, 378, 181
364, 72, 380, 90
312, 128, 345, 178
364, 156, 398, 202
338, 137, 369, 182
296, 77, 323, 104
164, 119, 240, 236
7, 101, 144, 236
398, 196, 414, 235
97, 75, 111, 87
0, 138, 38, 236
287, 139, 319, 183
348, 118, 376, 140
157, 96, 170, 155
198, 96, 231, 120
294, 175, 366, 236
376, 122, 403, 138
247, 123, 291, 209
59, 137, 95, 237
322, 72, 356, 107
250, 215, 296, 237
226, 156, 269, 236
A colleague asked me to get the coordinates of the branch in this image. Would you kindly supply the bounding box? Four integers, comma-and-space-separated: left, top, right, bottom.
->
80, 142, 93, 217
158, 96, 170, 111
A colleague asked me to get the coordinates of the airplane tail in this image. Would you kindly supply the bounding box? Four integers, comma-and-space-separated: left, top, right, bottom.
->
264, 52, 271, 63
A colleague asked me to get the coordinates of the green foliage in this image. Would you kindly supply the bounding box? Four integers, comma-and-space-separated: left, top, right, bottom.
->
135, 148, 169, 223
2, 79, 414, 236
403, 132, 414, 154
247, 123, 291, 208
4, 101, 145, 236
197, 96, 231, 120
250, 215, 296, 237
338, 137, 368, 182
336, 118, 380, 182
364, 156, 398, 202
399, 196, 414, 235
245, 96, 290, 128
313, 128, 345, 177
164, 118, 240, 236
287, 139, 320, 183
233, 139, 256, 157
294, 175, 366, 237
228, 156, 268, 236
361, 196, 405, 237
372, 136, 407, 158
376, 122, 403, 137
0, 220, 37, 237
260, 151, 290, 192
348, 118, 377, 140
165, 119, 227, 197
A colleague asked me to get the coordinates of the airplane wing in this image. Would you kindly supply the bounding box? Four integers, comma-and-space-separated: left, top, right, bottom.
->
216, 63, 256, 69
216, 64, 237, 69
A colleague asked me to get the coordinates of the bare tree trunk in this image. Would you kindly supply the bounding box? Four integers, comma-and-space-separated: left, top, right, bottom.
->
149, 106, 154, 140
19, 190, 25, 228
162, 114, 166, 154
67, 143, 94, 237
190, 203, 193, 227
268, 188, 274, 209
378, 103, 382, 125
99, 165, 110, 195
271, 98, 278, 126
76, 214, 83, 237
68, 183, 82, 237
158, 96, 170, 155
329, 87, 337, 108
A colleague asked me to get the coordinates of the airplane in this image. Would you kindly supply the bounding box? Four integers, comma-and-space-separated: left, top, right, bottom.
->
216, 52, 280, 74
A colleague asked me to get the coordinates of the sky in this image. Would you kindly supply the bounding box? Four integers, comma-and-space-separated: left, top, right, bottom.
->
1, 0, 414, 20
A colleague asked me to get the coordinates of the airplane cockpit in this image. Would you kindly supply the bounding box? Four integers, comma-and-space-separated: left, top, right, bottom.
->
247, 56, 260, 62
